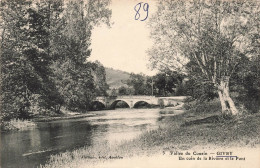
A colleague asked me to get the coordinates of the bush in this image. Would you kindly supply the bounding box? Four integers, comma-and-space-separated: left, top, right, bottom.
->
184, 98, 221, 114
185, 79, 218, 102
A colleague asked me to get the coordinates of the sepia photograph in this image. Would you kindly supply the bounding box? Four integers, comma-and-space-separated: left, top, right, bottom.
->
0, 0, 259, 167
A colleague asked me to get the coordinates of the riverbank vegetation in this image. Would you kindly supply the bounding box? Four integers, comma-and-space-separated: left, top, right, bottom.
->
0, 0, 111, 126
148, 0, 259, 115
1, 0, 259, 166
2, 0, 259, 125
1, 118, 36, 131
40, 99, 260, 168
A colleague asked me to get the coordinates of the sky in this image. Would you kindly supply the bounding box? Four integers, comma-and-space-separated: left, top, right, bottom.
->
89, 0, 158, 76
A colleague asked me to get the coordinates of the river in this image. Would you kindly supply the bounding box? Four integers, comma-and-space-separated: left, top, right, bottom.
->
1, 108, 178, 168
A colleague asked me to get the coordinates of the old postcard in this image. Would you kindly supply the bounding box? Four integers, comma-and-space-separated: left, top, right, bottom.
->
1, 0, 259, 168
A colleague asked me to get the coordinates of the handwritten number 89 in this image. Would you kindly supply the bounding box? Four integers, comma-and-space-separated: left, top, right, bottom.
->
134, 2, 149, 21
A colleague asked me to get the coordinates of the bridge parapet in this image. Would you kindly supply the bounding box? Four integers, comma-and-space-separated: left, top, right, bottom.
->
117, 95, 156, 99
158, 96, 188, 101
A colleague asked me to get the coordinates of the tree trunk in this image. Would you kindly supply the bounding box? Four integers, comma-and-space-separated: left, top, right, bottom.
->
217, 77, 238, 115
217, 90, 227, 113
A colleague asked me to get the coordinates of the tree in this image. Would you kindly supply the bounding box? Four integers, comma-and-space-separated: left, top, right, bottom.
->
1, 0, 63, 118
1, 0, 33, 119
90, 61, 109, 96
153, 71, 183, 96
118, 86, 134, 95
127, 73, 151, 95
50, 0, 111, 111
110, 88, 117, 96
148, 0, 259, 115
184, 61, 218, 101
1, 0, 112, 118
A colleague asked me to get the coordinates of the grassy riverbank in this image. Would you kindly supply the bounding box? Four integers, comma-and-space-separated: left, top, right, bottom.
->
40, 99, 260, 168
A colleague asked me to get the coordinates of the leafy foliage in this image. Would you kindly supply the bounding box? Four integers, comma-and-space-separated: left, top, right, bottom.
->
147, 0, 260, 114
126, 73, 151, 95
112, 71, 185, 97
1, 0, 111, 120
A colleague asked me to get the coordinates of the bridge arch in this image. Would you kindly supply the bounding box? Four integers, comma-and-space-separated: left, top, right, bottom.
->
133, 101, 151, 108
91, 101, 106, 110
110, 100, 130, 109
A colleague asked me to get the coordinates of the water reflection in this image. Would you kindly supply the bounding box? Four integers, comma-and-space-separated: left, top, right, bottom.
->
1, 108, 176, 168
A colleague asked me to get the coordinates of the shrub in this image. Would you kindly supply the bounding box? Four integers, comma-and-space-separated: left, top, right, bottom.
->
184, 98, 221, 114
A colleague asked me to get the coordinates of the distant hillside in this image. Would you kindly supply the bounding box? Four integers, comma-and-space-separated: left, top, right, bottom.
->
105, 67, 130, 89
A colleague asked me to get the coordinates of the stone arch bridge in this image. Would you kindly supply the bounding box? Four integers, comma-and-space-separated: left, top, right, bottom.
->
92, 96, 187, 109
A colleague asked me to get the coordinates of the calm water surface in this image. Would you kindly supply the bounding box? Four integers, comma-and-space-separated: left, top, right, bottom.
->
1, 108, 175, 168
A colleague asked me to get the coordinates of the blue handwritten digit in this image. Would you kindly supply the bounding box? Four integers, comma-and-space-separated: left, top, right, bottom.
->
141, 3, 149, 21
134, 2, 142, 20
